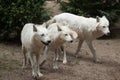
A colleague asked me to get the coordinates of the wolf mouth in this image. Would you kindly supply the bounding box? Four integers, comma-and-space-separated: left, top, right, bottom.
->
41, 41, 49, 45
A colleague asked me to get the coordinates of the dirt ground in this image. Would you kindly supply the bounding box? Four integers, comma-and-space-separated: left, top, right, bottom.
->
0, 1, 120, 80
0, 36, 120, 80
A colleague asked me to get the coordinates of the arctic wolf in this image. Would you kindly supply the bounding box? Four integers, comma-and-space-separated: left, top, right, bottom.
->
47, 23, 78, 68
21, 23, 51, 78
48, 13, 110, 62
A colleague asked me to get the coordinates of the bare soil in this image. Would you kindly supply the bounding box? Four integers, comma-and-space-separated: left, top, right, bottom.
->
44, 1, 62, 16
0, 1, 120, 80
0, 37, 120, 80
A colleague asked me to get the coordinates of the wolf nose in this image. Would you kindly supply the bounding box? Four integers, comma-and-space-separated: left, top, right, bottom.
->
47, 40, 51, 43
70, 40, 73, 43
106, 32, 110, 36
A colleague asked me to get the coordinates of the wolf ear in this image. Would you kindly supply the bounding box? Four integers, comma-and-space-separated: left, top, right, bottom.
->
95, 23, 100, 30
96, 16, 100, 22
57, 25, 62, 31
43, 23, 47, 28
46, 19, 56, 27
50, 16, 53, 19
33, 25, 37, 32
70, 31, 78, 39
102, 16, 107, 19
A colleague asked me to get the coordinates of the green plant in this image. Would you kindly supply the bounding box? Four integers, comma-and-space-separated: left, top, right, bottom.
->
0, 0, 50, 41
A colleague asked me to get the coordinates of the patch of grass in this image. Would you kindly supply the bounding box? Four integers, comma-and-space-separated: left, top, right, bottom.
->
2, 53, 8, 59
11, 51, 15, 56
75, 60, 80, 65
0, 59, 20, 71
11, 59, 21, 66
0, 63, 16, 71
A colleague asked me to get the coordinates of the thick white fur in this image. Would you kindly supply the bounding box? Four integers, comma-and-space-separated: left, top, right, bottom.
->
42, 23, 78, 69
21, 23, 51, 78
48, 13, 110, 62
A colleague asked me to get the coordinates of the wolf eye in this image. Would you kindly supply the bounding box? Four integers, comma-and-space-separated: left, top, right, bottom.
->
103, 26, 106, 28
65, 34, 68, 36
41, 34, 44, 36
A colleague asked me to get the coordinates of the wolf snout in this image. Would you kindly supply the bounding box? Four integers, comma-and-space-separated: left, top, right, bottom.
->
106, 31, 110, 36
41, 40, 51, 45
70, 40, 73, 43
47, 40, 51, 44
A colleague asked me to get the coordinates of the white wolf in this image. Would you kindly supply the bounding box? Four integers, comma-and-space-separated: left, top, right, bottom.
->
48, 23, 78, 68
47, 13, 110, 62
21, 23, 51, 78
41, 23, 78, 69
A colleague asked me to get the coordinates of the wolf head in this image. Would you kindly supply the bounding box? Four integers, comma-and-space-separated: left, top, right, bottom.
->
57, 24, 78, 43
96, 16, 110, 35
33, 23, 51, 45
